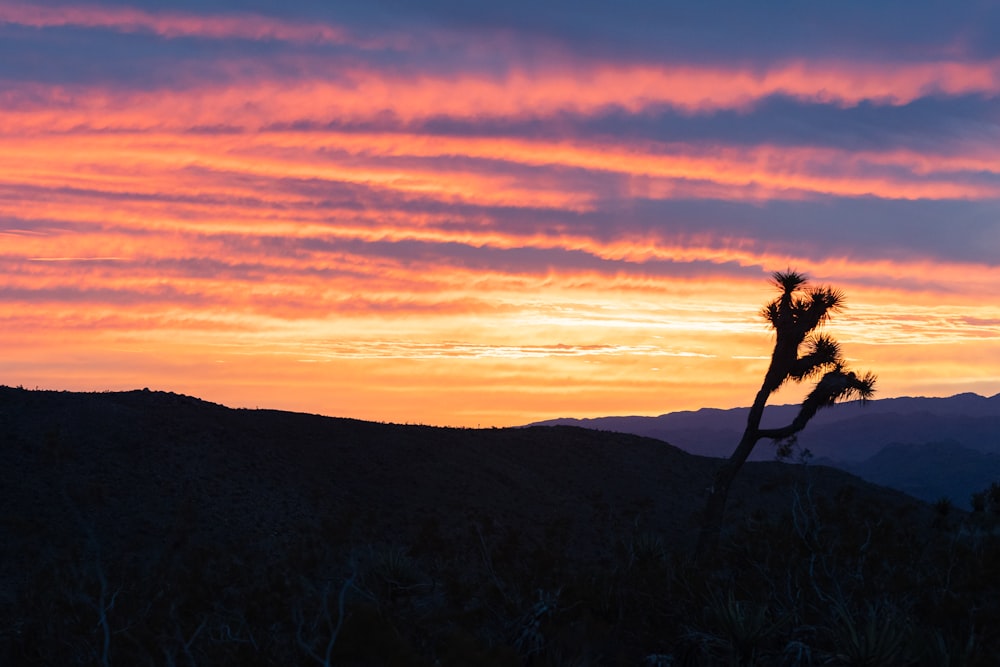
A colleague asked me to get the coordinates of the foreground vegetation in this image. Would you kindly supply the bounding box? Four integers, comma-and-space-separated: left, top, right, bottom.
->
2, 387, 996, 664
4, 474, 998, 666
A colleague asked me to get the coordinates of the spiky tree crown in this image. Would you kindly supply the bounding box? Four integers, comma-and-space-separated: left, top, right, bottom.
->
759, 271, 875, 403
762, 270, 845, 342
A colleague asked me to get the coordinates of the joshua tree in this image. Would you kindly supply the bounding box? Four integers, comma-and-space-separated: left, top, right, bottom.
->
696, 271, 876, 556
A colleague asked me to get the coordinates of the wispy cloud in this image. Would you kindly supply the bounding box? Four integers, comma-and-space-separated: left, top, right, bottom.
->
0, 2, 371, 46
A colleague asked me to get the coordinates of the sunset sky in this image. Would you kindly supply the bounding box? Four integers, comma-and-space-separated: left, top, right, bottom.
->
2, 0, 999, 426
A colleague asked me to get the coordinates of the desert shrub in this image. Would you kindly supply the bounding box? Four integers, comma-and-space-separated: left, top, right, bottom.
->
695, 590, 790, 665
970, 481, 1000, 515
823, 598, 912, 666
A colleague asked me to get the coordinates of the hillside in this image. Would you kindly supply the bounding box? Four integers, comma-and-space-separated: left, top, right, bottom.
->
1, 386, 910, 580
2, 387, 995, 665
836, 441, 1000, 504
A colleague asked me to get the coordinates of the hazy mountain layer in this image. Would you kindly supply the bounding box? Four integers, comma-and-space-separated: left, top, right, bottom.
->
530, 393, 1000, 503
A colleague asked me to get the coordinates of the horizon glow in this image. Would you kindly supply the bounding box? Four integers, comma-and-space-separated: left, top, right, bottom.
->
2, 1, 999, 426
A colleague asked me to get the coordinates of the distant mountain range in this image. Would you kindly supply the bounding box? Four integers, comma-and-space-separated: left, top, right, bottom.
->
530, 393, 1000, 505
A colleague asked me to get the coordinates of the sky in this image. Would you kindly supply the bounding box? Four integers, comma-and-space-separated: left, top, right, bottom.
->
2, 0, 999, 426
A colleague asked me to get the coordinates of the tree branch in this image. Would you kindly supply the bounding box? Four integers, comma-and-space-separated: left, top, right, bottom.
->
757, 369, 876, 441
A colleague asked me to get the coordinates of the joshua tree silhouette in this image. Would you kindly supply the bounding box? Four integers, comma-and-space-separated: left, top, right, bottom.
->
696, 270, 876, 556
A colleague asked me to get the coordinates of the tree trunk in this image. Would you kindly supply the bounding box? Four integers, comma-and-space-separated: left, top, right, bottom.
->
693, 375, 842, 557
694, 387, 770, 557
695, 429, 760, 556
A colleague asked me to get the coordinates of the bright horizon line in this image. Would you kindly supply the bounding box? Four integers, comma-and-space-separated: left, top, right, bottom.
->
6, 382, 995, 428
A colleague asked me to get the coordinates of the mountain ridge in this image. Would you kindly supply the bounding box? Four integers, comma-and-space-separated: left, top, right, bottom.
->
528, 392, 1000, 503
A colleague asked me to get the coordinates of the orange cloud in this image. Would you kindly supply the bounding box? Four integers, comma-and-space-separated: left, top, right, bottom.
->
3, 52, 1000, 137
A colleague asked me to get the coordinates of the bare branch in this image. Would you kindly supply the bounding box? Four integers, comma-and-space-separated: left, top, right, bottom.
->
758, 369, 878, 441
295, 567, 358, 667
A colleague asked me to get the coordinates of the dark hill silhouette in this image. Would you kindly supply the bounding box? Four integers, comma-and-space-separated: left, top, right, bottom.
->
1, 386, 919, 585
1, 386, 951, 664
0, 388, 920, 552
